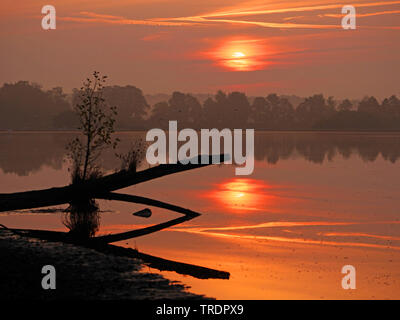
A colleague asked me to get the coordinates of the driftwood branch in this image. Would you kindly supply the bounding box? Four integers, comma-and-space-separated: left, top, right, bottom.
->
0, 154, 228, 212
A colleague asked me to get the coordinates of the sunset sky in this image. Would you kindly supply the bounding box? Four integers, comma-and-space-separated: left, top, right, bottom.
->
1, 0, 400, 98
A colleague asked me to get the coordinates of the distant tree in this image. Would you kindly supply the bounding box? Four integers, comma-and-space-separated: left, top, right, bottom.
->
66, 71, 118, 182
296, 94, 334, 128
168, 92, 202, 127
357, 96, 380, 114
149, 92, 202, 128
101, 85, 149, 129
226, 92, 251, 127
0, 81, 70, 130
379, 95, 400, 129
338, 99, 353, 112
202, 91, 227, 128
266, 94, 295, 129
202, 91, 251, 128
149, 101, 169, 127
382, 95, 400, 116
327, 96, 336, 110
250, 97, 272, 128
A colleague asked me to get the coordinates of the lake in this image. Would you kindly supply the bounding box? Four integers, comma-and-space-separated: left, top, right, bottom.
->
1, 131, 399, 299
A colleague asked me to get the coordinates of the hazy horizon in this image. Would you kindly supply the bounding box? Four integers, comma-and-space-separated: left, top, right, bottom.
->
0, 79, 389, 102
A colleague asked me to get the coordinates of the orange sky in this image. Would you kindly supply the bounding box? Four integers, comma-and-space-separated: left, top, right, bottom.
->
1, 0, 400, 98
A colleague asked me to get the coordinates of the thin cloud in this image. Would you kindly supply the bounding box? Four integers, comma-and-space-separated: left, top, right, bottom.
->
158, 0, 400, 29
60, 1, 400, 30
283, 16, 306, 21
79, 11, 125, 20
154, 15, 339, 30
190, 17, 340, 29
323, 9, 400, 18
60, 12, 199, 27
194, 0, 400, 18
141, 32, 168, 41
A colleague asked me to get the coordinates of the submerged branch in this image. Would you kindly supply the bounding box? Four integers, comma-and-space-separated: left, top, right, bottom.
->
0, 225, 230, 280
92, 192, 200, 243
96, 243, 230, 280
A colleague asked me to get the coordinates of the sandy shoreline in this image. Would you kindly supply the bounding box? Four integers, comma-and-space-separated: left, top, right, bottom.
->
0, 229, 204, 300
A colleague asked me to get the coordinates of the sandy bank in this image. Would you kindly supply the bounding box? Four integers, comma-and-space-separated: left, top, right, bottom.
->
0, 230, 204, 300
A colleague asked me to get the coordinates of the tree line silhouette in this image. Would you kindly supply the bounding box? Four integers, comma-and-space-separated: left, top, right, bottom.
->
1, 81, 400, 131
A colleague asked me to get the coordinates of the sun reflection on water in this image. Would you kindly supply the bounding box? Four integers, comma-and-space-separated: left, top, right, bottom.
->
211, 178, 273, 212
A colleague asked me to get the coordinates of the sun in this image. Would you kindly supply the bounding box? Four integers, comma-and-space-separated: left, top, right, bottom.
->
208, 38, 272, 71
232, 51, 246, 58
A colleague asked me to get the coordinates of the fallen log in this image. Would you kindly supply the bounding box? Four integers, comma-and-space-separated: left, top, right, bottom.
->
0, 154, 228, 212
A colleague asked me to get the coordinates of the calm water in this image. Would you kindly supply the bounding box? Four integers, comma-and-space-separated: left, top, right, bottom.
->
1, 131, 400, 299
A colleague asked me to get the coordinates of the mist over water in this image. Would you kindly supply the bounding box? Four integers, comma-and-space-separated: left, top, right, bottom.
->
1, 131, 400, 177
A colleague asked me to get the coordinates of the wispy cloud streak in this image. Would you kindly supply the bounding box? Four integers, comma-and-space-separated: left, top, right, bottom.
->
323, 9, 400, 18
158, 0, 400, 29
192, 0, 400, 18
59, 11, 199, 27
60, 1, 400, 30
